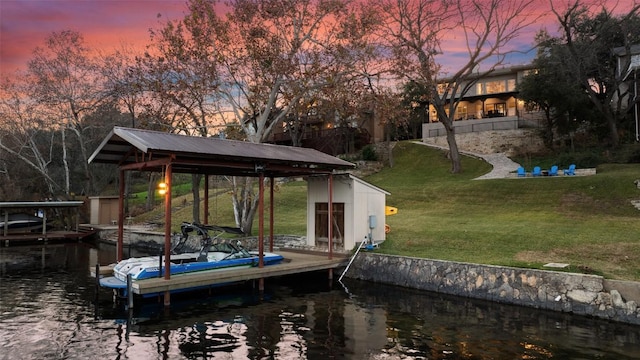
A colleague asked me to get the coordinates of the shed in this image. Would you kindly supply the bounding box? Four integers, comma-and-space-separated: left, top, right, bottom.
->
307, 174, 389, 251
88, 196, 119, 225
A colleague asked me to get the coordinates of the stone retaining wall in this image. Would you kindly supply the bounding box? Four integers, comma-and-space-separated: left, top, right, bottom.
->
424, 129, 545, 156
346, 253, 640, 325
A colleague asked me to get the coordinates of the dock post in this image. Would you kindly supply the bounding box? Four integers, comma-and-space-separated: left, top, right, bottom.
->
95, 263, 100, 296
164, 290, 171, 307
158, 254, 163, 278
94, 263, 100, 314
126, 274, 134, 309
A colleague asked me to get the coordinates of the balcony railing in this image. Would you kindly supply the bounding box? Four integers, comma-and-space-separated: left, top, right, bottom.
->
422, 114, 544, 139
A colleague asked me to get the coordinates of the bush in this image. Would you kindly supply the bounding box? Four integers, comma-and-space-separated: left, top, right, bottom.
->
361, 145, 378, 161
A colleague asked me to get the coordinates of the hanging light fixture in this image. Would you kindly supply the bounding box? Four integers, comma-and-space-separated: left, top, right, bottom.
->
158, 167, 168, 196
157, 182, 168, 196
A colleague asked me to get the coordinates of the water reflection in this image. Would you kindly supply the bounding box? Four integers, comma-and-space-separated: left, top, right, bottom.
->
2, 243, 640, 359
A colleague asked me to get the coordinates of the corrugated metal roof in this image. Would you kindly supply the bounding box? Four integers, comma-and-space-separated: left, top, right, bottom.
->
89, 127, 355, 177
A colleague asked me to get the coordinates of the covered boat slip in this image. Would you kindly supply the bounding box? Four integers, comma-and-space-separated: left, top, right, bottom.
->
88, 127, 354, 303
0, 201, 95, 244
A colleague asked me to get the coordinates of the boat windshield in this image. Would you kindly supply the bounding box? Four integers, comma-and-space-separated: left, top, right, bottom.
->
210, 242, 252, 258
171, 222, 252, 261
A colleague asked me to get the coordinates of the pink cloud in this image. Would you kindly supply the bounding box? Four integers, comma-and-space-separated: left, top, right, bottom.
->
1, 0, 631, 81
0, 0, 187, 78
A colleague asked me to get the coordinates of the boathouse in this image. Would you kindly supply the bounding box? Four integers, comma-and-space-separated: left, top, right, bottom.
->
88, 127, 360, 303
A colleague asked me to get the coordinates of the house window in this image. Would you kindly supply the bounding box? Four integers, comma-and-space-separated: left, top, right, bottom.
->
485, 80, 506, 94
476, 83, 483, 95
507, 79, 516, 92
457, 105, 467, 120
486, 103, 506, 117
315, 202, 344, 244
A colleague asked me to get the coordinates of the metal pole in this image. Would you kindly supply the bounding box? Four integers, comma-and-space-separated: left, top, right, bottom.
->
269, 177, 274, 253
117, 170, 125, 261
258, 172, 265, 268
163, 164, 173, 307
338, 239, 368, 282
94, 263, 100, 320
163, 164, 172, 280
204, 175, 209, 224
94, 263, 100, 300
635, 71, 638, 142
328, 174, 333, 260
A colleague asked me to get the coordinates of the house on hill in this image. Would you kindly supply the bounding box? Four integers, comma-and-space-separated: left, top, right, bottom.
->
422, 64, 545, 140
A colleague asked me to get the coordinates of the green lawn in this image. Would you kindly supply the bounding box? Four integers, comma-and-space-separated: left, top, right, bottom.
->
367, 142, 640, 281
133, 141, 640, 281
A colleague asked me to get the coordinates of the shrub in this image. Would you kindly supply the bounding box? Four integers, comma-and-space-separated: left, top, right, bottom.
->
361, 145, 378, 161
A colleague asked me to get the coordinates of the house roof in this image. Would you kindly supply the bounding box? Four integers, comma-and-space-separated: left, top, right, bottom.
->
88, 127, 355, 177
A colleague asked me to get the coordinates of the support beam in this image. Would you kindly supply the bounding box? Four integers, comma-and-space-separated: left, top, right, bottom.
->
163, 163, 173, 307
204, 175, 209, 224
258, 172, 265, 268
117, 170, 125, 261
269, 177, 274, 253
328, 173, 333, 260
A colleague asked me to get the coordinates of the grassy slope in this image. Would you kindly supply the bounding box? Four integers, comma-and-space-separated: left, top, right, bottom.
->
133, 141, 640, 280
367, 142, 640, 280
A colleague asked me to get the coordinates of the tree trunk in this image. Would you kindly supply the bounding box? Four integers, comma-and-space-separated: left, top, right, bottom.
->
191, 174, 201, 223
146, 173, 156, 211
385, 124, 394, 168
438, 109, 462, 173
605, 112, 620, 147
444, 123, 461, 173
230, 176, 258, 235
61, 128, 70, 195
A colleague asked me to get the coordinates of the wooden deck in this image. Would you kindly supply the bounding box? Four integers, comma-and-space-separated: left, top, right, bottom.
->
95, 250, 349, 296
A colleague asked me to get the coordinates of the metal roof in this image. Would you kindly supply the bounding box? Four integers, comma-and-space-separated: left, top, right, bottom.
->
88, 127, 355, 177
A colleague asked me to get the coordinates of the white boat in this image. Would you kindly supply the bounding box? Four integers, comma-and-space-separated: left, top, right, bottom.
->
99, 222, 283, 298
0, 213, 48, 233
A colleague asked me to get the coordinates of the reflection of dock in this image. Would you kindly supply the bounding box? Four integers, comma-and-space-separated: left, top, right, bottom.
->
95, 250, 348, 296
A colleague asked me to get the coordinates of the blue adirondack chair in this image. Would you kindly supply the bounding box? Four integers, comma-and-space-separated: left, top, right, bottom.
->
532, 166, 541, 177
517, 166, 526, 177
564, 164, 576, 176
549, 165, 558, 176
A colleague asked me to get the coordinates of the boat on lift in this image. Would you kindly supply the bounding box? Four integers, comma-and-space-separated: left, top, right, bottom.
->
0, 213, 49, 234
99, 222, 284, 297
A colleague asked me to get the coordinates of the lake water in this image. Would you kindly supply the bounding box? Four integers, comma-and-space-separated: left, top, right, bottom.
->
2, 242, 640, 359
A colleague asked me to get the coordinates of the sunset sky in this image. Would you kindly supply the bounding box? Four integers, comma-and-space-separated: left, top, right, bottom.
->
1, 0, 186, 78
0, 0, 635, 80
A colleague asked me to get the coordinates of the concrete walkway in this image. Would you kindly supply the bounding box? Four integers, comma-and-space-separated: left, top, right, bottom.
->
413, 141, 521, 180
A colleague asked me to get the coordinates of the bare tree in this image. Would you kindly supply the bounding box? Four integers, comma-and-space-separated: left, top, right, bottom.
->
0, 79, 60, 197
136, 0, 375, 233
376, 0, 538, 173
27, 30, 110, 194
217, 0, 376, 233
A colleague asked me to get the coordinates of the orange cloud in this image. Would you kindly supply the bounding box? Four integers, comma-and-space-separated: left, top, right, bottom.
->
0, 0, 187, 78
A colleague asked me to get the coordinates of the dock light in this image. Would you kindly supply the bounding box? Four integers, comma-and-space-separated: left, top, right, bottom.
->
158, 182, 168, 196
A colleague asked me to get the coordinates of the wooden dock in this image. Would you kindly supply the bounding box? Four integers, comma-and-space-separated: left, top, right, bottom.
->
1, 227, 98, 246
95, 250, 349, 296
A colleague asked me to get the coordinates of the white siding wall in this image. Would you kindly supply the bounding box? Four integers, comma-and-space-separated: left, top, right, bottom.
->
307, 175, 388, 251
